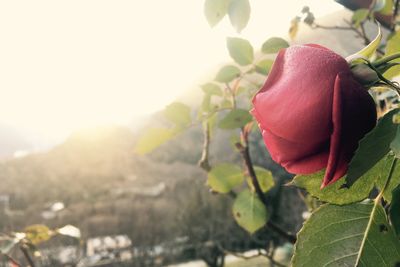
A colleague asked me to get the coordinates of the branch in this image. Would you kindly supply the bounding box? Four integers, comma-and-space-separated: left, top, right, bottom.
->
236, 132, 297, 244
359, 22, 371, 45
311, 19, 386, 55
20, 244, 36, 267
236, 142, 267, 205
312, 20, 371, 46
198, 121, 211, 172
225, 83, 237, 109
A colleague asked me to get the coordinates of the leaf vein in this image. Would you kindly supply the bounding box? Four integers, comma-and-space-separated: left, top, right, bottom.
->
322, 252, 358, 267
301, 216, 369, 246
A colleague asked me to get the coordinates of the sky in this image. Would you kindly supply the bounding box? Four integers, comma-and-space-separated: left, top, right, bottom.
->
0, 0, 343, 143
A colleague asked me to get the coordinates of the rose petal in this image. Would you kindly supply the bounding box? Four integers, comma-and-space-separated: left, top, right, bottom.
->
252, 45, 350, 144
322, 73, 344, 188
261, 127, 328, 165
282, 151, 329, 174
321, 72, 377, 188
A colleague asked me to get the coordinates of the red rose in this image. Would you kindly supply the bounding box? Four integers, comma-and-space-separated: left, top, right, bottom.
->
251, 44, 377, 188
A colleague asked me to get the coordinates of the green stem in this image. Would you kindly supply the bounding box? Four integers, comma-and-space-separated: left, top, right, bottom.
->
355, 157, 397, 266
364, 60, 400, 94
373, 53, 400, 67
376, 62, 400, 73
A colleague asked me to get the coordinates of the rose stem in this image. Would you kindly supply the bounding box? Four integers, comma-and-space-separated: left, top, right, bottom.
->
236, 131, 297, 244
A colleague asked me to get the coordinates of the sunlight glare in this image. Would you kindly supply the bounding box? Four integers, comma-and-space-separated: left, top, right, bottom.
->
0, 0, 343, 143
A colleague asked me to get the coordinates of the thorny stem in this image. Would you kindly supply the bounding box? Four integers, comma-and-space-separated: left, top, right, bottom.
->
198, 122, 297, 242
236, 131, 297, 244
199, 75, 297, 243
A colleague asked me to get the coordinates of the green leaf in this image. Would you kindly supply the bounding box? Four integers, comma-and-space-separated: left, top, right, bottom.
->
254, 167, 275, 192
204, 0, 231, 27
207, 163, 244, 193
164, 102, 191, 128
292, 156, 387, 205
391, 126, 400, 158
201, 93, 212, 113
386, 31, 400, 55
215, 65, 241, 83
384, 31, 400, 79
292, 203, 400, 267
390, 184, 400, 237
220, 98, 233, 109
232, 190, 268, 233
135, 128, 176, 155
294, 154, 400, 204
247, 166, 275, 193
200, 88, 220, 114
261, 37, 289, 54
346, 108, 398, 186
228, 0, 250, 33
24, 224, 52, 245
375, 154, 400, 203
351, 9, 369, 28
378, 0, 393, 15
255, 59, 274, 75
219, 109, 252, 129
226, 37, 254, 66
229, 133, 241, 150
201, 83, 223, 96
347, 25, 382, 62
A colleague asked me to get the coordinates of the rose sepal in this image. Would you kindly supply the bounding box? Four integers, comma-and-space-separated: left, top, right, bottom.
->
350, 58, 400, 93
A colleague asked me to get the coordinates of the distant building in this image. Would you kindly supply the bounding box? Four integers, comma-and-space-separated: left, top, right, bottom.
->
41, 201, 65, 220
76, 235, 133, 266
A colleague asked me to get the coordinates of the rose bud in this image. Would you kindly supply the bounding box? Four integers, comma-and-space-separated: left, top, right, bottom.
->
251, 44, 377, 188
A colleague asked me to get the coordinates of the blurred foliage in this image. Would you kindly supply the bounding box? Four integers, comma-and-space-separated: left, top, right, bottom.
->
232, 190, 268, 233
204, 0, 250, 32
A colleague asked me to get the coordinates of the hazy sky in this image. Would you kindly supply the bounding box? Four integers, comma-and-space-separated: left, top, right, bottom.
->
0, 0, 342, 141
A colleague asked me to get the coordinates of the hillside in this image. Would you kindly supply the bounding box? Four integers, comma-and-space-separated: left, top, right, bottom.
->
0, 118, 305, 251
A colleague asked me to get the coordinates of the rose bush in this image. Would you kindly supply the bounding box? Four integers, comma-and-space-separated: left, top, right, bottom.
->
251, 44, 377, 188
